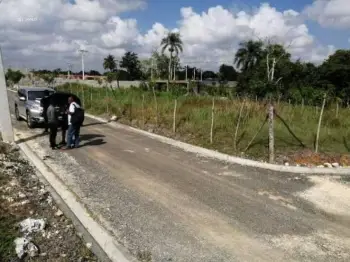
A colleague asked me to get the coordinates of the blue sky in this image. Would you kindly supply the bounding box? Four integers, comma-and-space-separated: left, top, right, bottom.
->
120, 0, 349, 49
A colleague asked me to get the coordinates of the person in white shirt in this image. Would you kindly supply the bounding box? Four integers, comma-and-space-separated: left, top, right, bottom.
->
63, 96, 81, 149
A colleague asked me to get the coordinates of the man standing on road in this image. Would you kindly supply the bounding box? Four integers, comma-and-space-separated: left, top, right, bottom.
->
63, 96, 83, 149
42, 90, 51, 133
47, 98, 58, 149
59, 104, 68, 146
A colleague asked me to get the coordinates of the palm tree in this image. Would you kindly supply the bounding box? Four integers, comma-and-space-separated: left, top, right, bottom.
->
103, 54, 116, 72
160, 32, 183, 81
234, 40, 263, 71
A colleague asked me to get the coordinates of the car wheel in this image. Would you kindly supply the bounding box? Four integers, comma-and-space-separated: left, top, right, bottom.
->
15, 106, 21, 121
26, 111, 34, 128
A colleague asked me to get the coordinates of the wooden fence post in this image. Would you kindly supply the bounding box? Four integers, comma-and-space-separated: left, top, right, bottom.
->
301, 98, 305, 112
315, 93, 326, 153
173, 99, 177, 133
106, 87, 109, 114
210, 98, 215, 144
336, 102, 339, 119
268, 104, 275, 163
90, 87, 92, 108
152, 84, 158, 127
82, 85, 85, 108
234, 100, 244, 151
142, 94, 145, 128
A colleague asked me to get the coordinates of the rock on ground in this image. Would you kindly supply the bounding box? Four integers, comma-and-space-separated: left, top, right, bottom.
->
0, 140, 97, 261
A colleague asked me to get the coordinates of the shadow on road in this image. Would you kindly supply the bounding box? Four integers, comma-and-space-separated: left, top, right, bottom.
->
79, 134, 105, 141
79, 133, 106, 147
16, 131, 48, 144
80, 139, 106, 147
82, 122, 107, 128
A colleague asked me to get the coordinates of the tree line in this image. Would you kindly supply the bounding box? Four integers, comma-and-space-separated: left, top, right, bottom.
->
5, 32, 350, 105
234, 40, 350, 104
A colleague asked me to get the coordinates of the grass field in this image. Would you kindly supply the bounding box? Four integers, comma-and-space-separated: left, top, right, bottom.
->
57, 83, 350, 165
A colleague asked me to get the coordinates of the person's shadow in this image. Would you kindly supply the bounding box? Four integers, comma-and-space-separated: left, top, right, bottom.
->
79, 134, 106, 147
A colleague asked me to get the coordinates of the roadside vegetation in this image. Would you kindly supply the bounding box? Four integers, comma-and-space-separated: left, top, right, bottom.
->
57, 82, 350, 165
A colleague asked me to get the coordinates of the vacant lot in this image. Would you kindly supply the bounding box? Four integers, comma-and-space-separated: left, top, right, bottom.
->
58, 83, 350, 165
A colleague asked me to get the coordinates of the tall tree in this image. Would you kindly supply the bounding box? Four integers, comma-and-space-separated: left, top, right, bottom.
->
202, 71, 217, 80
152, 52, 169, 79
140, 59, 152, 80
160, 32, 183, 81
119, 51, 142, 80
88, 70, 101, 76
234, 40, 263, 71
103, 54, 117, 72
319, 50, 350, 99
219, 64, 238, 81
41, 73, 55, 86
5, 69, 24, 86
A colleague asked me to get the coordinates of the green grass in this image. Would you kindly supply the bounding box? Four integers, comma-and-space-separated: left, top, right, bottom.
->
58, 83, 350, 162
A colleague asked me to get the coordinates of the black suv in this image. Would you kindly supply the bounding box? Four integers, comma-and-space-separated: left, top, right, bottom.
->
41, 92, 81, 129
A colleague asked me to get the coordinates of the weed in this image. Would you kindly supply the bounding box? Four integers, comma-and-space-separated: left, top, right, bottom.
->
136, 250, 152, 262
57, 83, 350, 162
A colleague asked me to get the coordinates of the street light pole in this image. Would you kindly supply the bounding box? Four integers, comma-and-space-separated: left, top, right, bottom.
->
79, 49, 87, 80
67, 63, 72, 79
0, 47, 14, 142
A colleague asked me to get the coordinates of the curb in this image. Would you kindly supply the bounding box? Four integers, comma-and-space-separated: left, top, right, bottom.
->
85, 113, 350, 175
15, 133, 133, 262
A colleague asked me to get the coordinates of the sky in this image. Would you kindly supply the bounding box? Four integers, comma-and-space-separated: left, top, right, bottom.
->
0, 0, 349, 72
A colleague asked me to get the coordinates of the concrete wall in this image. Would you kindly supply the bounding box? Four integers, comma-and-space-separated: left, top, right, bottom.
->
53, 78, 142, 88
18, 77, 142, 89
18, 76, 237, 89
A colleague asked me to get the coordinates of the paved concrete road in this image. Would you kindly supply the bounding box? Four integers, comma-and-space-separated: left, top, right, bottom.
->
7, 90, 350, 261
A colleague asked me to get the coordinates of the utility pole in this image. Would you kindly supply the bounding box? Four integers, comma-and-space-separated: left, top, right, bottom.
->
67, 63, 72, 79
200, 69, 203, 81
79, 49, 87, 80
185, 65, 188, 81
193, 67, 196, 80
0, 47, 14, 142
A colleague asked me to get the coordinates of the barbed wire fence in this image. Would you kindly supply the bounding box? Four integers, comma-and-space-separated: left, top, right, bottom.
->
55, 80, 337, 164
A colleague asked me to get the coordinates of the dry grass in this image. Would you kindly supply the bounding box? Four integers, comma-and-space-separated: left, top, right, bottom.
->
58, 83, 350, 164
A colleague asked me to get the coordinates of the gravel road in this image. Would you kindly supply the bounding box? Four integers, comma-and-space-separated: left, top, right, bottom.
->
7, 89, 350, 262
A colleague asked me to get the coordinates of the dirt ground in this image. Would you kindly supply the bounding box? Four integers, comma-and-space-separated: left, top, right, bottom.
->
0, 140, 98, 261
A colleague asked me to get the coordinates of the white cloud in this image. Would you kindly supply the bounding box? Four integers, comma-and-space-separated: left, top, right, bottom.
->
177, 4, 319, 68
0, 1, 335, 71
304, 0, 350, 28
100, 17, 140, 48
61, 20, 103, 33
59, 0, 107, 22
36, 36, 76, 52
137, 23, 169, 51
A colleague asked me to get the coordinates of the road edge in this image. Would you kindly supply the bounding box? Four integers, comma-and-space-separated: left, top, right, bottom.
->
85, 113, 350, 175
15, 133, 134, 262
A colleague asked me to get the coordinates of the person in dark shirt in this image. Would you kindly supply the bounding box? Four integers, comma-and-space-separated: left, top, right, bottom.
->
42, 90, 51, 133
59, 104, 68, 146
46, 98, 58, 149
